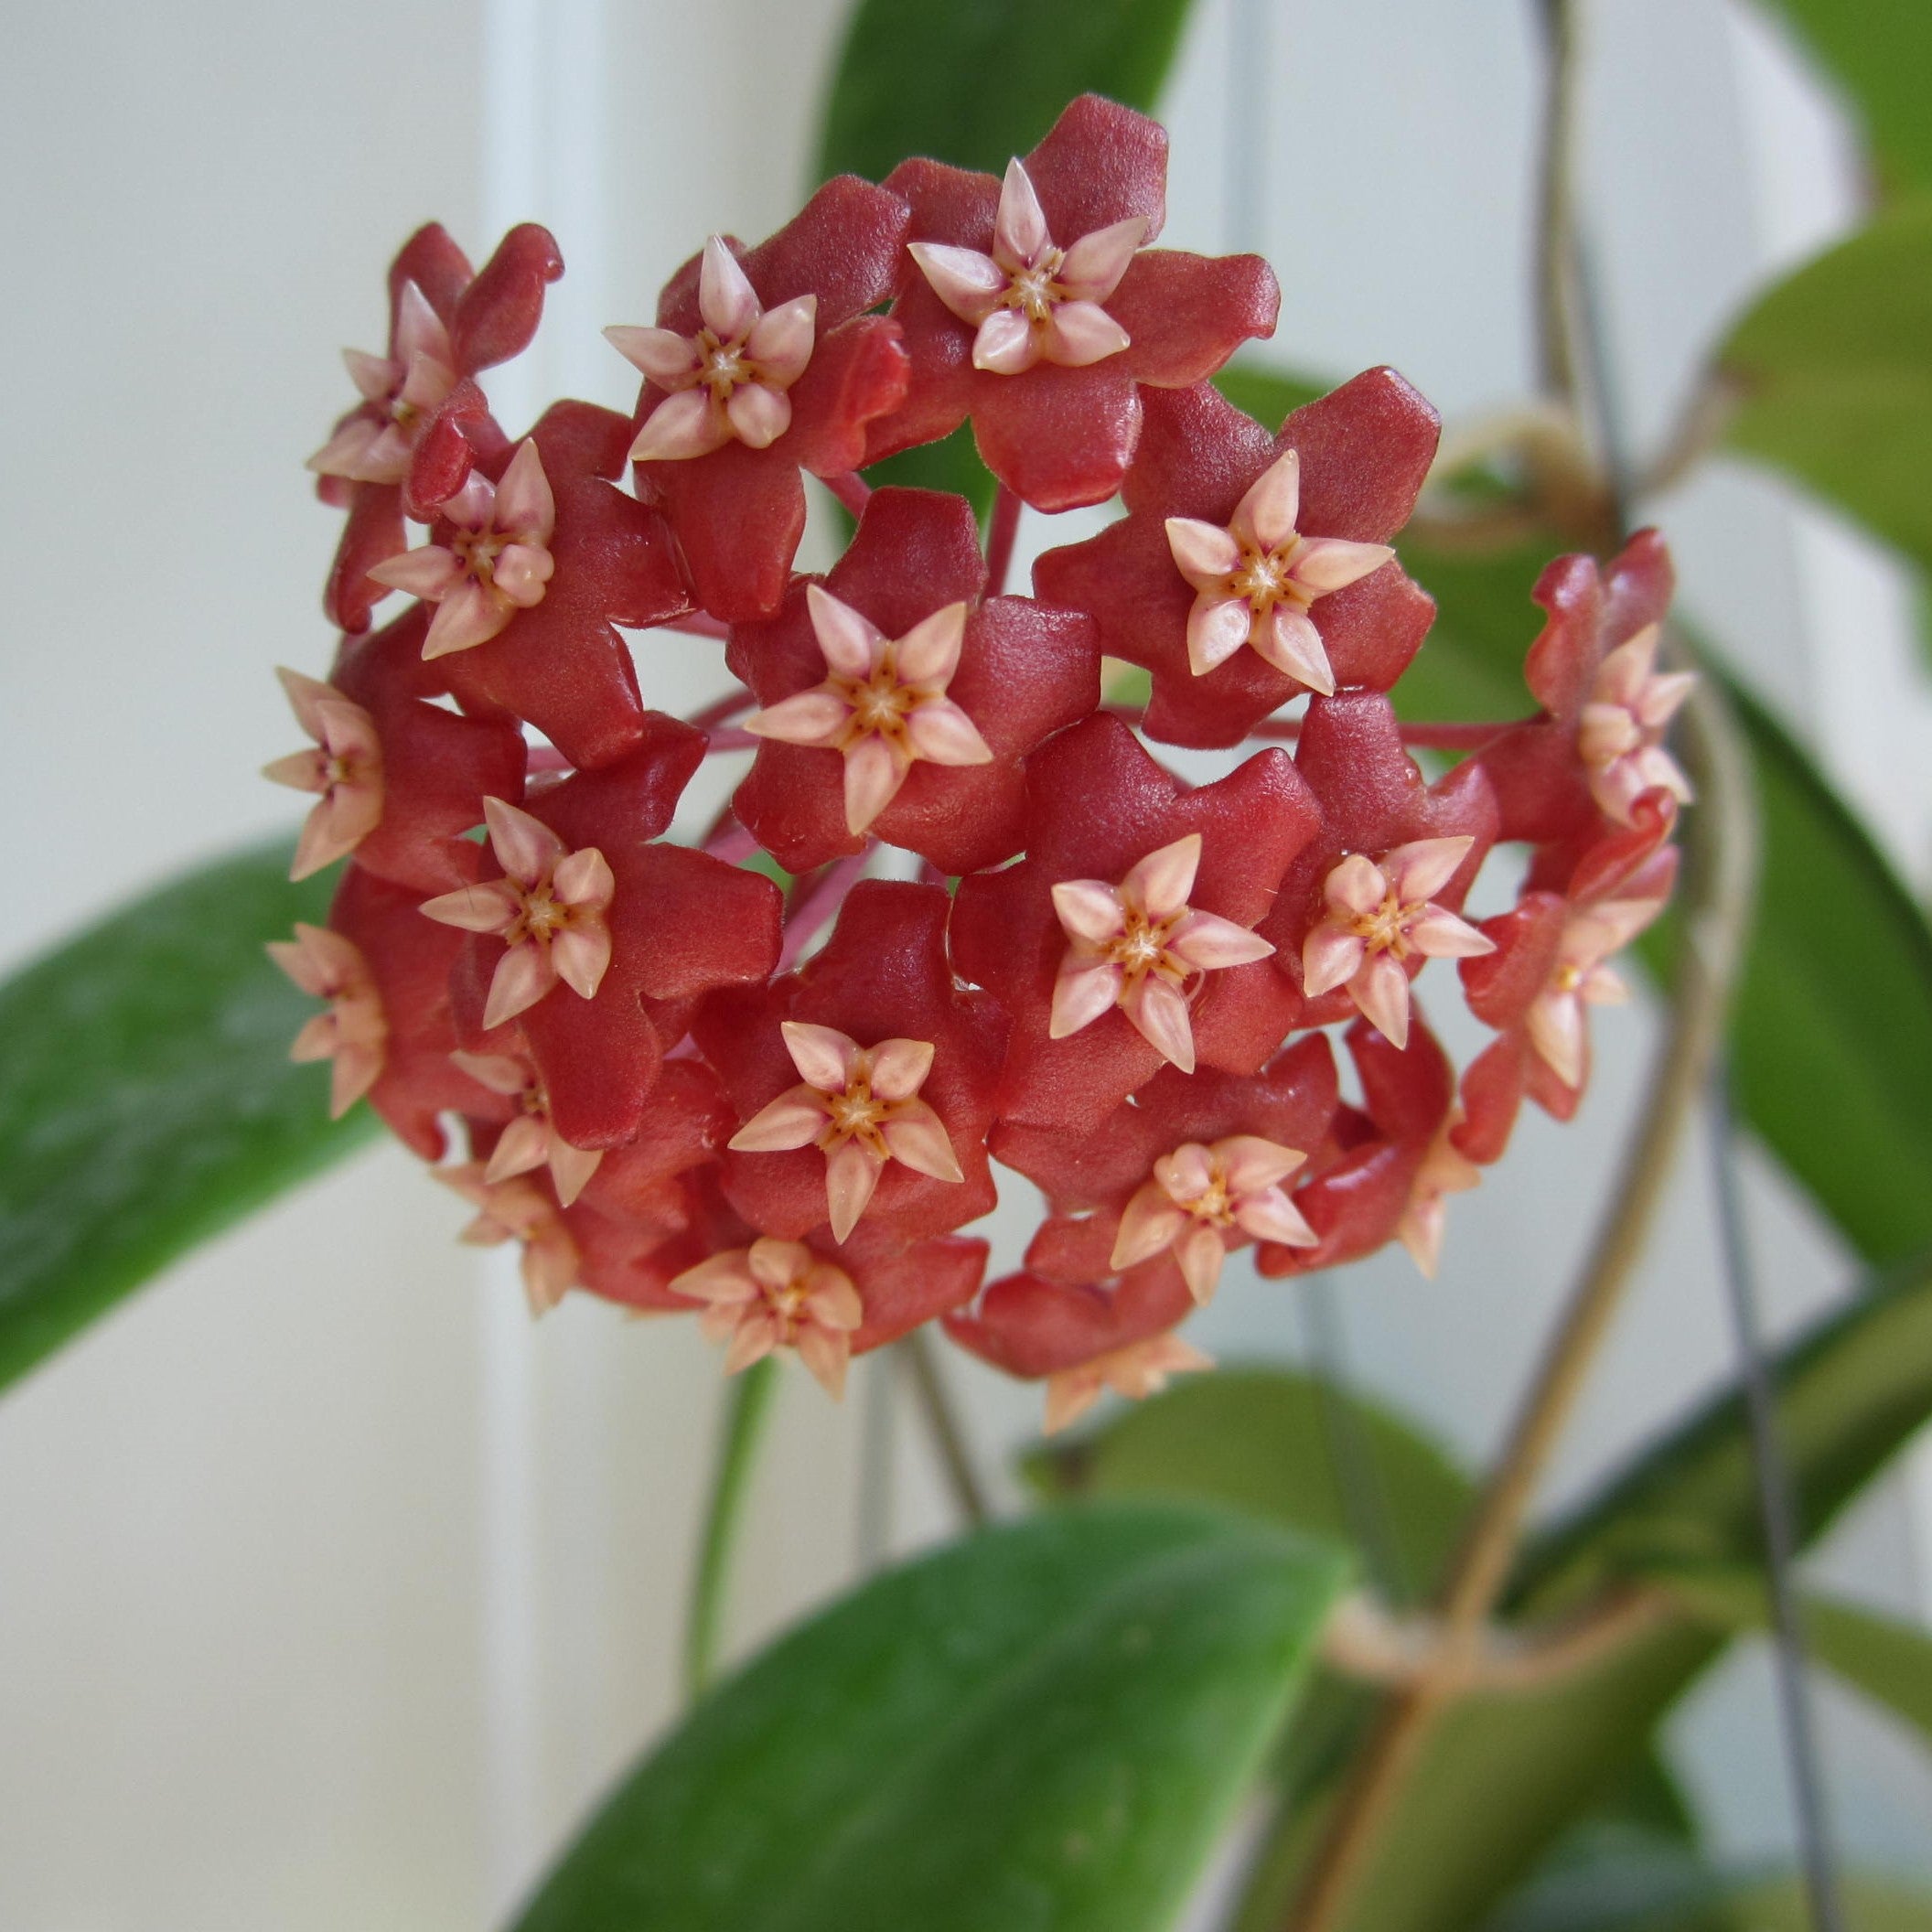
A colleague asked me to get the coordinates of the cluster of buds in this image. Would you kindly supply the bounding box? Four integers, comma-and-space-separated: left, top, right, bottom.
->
271, 97, 1688, 1431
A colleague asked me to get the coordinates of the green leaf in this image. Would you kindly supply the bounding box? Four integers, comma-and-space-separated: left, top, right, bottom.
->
0, 838, 378, 1393
1712, 680, 1932, 1263
816, 0, 1196, 188
1718, 197, 1932, 578
1025, 1364, 1472, 1605
511, 1502, 1347, 1932
1212, 360, 1327, 428
818, 0, 1202, 513
1754, 1, 1932, 195
1637, 1557, 1932, 1752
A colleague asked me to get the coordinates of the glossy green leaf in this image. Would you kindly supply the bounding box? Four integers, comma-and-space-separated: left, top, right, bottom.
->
817, 0, 1195, 188
820, 0, 1200, 515
1637, 1557, 1932, 1752
0, 838, 377, 1393
511, 1502, 1347, 1932
1025, 1364, 1472, 1605
1755, 1, 1932, 195
1718, 197, 1932, 577
1713, 680, 1932, 1263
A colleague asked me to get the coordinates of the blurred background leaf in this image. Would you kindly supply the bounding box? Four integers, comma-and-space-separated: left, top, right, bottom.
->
0, 840, 375, 1395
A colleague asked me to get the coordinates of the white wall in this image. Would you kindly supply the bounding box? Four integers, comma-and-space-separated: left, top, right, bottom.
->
2, 1, 1927, 1925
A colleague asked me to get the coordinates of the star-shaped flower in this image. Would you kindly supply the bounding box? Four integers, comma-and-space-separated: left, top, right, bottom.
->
611, 176, 911, 620
727, 1022, 963, 1242
726, 487, 1099, 875
368, 438, 556, 659
267, 923, 386, 1119
1034, 372, 1440, 748
1049, 833, 1277, 1073
609, 238, 819, 462
908, 157, 1144, 376
450, 1051, 605, 1206
671, 1237, 865, 1396
872, 95, 1279, 511
436, 1163, 579, 1315
1300, 836, 1497, 1049
1043, 1331, 1214, 1435
306, 278, 457, 488
745, 585, 991, 836
420, 796, 614, 1029
1164, 447, 1395, 693
262, 669, 383, 880
1578, 622, 1696, 825
1111, 1133, 1316, 1303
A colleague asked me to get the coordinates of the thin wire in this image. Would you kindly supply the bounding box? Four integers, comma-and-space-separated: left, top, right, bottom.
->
1705, 1067, 1847, 1932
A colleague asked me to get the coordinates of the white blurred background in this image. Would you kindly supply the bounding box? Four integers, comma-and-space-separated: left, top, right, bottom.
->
2, 1, 1928, 1925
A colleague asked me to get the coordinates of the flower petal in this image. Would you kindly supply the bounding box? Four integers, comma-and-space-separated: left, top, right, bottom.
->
1325, 853, 1388, 918
842, 734, 907, 834
549, 920, 612, 1000
494, 439, 555, 541
879, 1100, 963, 1183
1167, 909, 1272, 971
1050, 878, 1126, 944
824, 1140, 884, 1242
547, 1137, 604, 1208
745, 688, 851, 746
726, 381, 792, 450
1122, 974, 1195, 1072
893, 601, 969, 687
485, 1114, 552, 1184
1527, 989, 1587, 1089
1186, 595, 1253, 675
366, 544, 464, 600
1218, 1135, 1306, 1197
746, 295, 818, 385
907, 242, 1006, 326
484, 940, 559, 1030
1165, 518, 1241, 591
1385, 835, 1475, 906
1234, 1186, 1317, 1247
1049, 961, 1122, 1038
1040, 300, 1131, 368
904, 698, 993, 767
552, 846, 615, 910
1290, 536, 1394, 596
629, 388, 731, 463
794, 1324, 852, 1401
972, 307, 1039, 376
698, 234, 761, 342
1233, 449, 1301, 553
491, 542, 553, 608
1405, 906, 1496, 961
1111, 1184, 1187, 1270
1350, 953, 1411, 1049
993, 157, 1051, 268
1122, 833, 1200, 920
728, 1086, 832, 1152
484, 796, 566, 885
806, 584, 884, 678
604, 323, 701, 385
1057, 216, 1148, 302
1253, 606, 1335, 693
1175, 1223, 1226, 1304
422, 580, 510, 658
418, 878, 523, 934
866, 1036, 934, 1102
780, 1021, 862, 1090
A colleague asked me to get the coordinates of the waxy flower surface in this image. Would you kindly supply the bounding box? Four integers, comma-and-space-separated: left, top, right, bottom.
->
274, 103, 1690, 1433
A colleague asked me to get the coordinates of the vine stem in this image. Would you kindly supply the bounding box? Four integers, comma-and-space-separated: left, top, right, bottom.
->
1278, 0, 1761, 1920
682, 1354, 781, 1701
899, 1328, 991, 1527
983, 485, 1023, 597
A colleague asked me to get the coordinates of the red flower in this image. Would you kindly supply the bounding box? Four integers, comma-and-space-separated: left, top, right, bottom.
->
728, 488, 1100, 874
380, 402, 691, 772
611, 176, 912, 620
1475, 530, 1680, 842
431, 719, 785, 1150
1254, 692, 1499, 1037
313, 222, 563, 634
1033, 371, 1440, 746
951, 714, 1320, 1130
870, 95, 1279, 511
698, 881, 1007, 1245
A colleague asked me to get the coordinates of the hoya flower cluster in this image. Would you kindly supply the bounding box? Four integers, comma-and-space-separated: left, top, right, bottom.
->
273, 97, 1688, 1431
